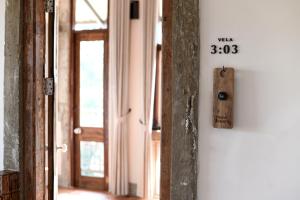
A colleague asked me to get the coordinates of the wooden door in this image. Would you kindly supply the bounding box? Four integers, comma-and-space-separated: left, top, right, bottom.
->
74, 30, 108, 191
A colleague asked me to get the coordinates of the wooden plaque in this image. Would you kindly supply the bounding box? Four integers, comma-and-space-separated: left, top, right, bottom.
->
213, 67, 234, 129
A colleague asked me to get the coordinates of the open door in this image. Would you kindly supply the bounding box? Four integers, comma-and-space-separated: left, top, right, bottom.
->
73, 30, 108, 191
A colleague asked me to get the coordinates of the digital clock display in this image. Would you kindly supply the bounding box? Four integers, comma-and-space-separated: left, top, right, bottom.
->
211, 44, 239, 54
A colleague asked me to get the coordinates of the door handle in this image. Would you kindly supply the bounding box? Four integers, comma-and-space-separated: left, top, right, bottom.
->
56, 144, 68, 153
74, 128, 82, 135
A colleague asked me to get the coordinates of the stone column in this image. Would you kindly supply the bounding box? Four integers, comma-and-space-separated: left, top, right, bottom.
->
161, 0, 200, 199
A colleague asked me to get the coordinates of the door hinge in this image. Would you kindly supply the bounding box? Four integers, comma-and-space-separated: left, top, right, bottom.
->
45, 0, 54, 13
44, 78, 54, 96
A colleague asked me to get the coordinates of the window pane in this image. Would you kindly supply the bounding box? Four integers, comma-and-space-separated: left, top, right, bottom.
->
75, 0, 108, 30
80, 141, 104, 178
80, 41, 104, 128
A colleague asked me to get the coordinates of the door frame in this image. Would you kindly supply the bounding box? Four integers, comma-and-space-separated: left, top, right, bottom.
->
73, 30, 109, 190
21, 0, 200, 200
22, 0, 47, 199
69, 0, 110, 188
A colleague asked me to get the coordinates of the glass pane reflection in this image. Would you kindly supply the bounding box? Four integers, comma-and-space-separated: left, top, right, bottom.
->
80, 40, 104, 128
80, 141, 104, 178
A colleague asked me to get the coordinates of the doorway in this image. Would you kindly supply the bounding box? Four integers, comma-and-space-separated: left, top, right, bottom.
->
73, 30, 108, 191
49, 0, 163, 199
22, 0, 192, 199
52, 0, 110, 194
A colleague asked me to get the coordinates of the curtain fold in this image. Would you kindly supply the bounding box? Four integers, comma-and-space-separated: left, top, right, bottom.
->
143, 0, 159, 198
108, 0, 131, 196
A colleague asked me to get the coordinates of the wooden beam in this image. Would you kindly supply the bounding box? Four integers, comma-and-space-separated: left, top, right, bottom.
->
160, 0, 173, 199
22, 0, 46, 199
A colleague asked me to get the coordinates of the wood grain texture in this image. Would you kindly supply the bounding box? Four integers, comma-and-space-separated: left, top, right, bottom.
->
0, 171, 20, 200
160, 0, 172, 199
22, 0, 46, 199
213, 68, 235, 129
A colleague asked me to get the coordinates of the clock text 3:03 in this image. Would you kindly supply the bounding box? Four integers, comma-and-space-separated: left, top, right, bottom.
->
211, 44, 239, 55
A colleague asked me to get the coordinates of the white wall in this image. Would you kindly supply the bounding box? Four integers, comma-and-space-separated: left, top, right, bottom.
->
0, 0, 5, 171
199, 0, 300, 200
128, 0, 146, 196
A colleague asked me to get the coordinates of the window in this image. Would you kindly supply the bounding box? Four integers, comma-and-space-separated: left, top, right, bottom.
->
75, 0, 108, 30
79, 40, 105, 128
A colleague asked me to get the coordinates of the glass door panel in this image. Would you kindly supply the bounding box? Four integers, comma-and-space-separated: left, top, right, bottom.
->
79, 41, 104, 128
80, 141, 104, 178
74, 31, 108, 191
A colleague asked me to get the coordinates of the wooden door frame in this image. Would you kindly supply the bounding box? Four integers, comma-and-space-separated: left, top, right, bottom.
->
46, 6, 56, 200
21, 0, 46, 199
159, 0, 172, 198
69, 0, 110, 188
21, 0, 200, 199
73, 30, 109, 190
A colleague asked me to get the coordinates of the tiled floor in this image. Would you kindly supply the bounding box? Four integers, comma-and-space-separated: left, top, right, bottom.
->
58, 188, 143, 200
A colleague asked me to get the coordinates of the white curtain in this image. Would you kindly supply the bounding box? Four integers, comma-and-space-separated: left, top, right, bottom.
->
142, 0, 159, 198
108, 0, 131, 196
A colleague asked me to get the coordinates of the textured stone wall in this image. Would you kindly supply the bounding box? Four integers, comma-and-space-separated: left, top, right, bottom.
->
4, 0, 22, 171
0, 0, 5, 171
57, 0, 73, 187
170, 0, 200, 199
